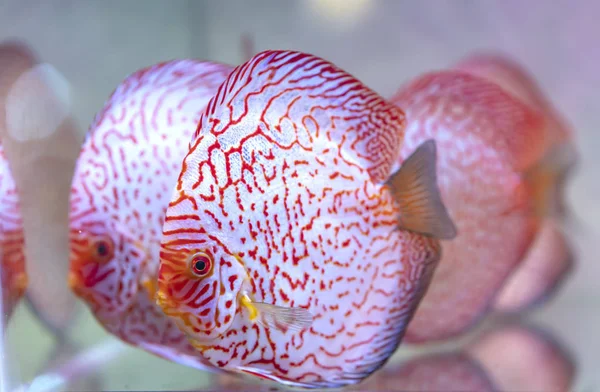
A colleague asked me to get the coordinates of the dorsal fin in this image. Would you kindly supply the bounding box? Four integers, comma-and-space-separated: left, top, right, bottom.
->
194, 50, 406, 183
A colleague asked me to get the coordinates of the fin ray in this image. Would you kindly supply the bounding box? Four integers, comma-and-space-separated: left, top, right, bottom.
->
254, 302, 313, 333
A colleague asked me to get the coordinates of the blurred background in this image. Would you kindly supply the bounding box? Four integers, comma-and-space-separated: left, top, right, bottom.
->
0, 0, 598, 391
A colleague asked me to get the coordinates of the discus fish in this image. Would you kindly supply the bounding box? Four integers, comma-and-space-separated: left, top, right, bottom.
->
0, 142, 27, 324
68, 59, 233, 371
391, 70, 544, 343
156, 50, 456, 388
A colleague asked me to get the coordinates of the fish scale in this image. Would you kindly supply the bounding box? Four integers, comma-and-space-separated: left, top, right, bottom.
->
157, 50, 451, 388
68, 59, 233, 372
0, 142, 26, 324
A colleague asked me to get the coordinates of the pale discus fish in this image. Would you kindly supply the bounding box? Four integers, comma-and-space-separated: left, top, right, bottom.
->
391, 70, 546, 343
68, 59, 233, 371
156, 50, 457, 388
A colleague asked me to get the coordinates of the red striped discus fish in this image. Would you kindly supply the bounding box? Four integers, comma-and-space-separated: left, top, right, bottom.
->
0, 142, 27, 324
391, 70, 546, 343
156, 50, 457, 388
67, 59, 233, 370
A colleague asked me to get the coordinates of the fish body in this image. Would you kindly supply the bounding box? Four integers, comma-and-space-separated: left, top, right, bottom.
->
156, 50, 455, 388
391, 70, 545, 342
0, 142, 26, 324
68, 59, 233, 371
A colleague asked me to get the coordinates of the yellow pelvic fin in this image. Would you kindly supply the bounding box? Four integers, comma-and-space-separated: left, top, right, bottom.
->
240, 294, 259, 321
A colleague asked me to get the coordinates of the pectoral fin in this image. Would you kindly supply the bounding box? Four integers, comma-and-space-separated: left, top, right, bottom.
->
386, 139, 457, 240
240, 294, 313, 333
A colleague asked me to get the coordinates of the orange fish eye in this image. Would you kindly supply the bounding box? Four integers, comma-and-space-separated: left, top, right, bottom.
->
90, 235, 114, 263
188, 252, 213, 278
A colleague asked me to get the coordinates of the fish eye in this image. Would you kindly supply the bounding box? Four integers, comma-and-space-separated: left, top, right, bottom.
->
189, 252, 213, 278
91, 235, 114, 263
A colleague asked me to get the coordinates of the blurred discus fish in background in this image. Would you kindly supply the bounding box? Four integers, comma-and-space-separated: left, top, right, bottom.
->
391, 69, 546, 343
67, 58, 234, 372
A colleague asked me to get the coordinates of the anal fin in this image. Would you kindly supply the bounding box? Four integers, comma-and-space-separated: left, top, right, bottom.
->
386, 139, 457, 240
